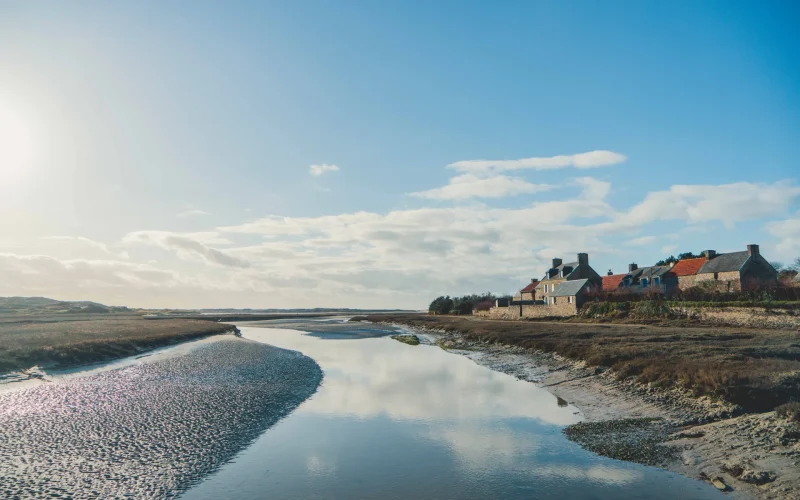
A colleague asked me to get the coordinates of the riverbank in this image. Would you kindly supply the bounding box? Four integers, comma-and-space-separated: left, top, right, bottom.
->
0, 335, 323, 499
0, 313, 237, 376
365, 314, 800, 499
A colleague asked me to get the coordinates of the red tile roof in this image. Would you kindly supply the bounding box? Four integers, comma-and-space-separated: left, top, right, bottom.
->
602, 274, 627, 292
669, 258, 706, 276
520, 281, 539, 293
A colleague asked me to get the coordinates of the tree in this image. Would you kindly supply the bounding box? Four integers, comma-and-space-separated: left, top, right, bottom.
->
770, 261, 785, 272
428, 296, 453, 315
677, 251, 700, 260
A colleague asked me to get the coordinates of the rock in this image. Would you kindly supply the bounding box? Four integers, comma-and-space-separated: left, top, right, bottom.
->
738, 470, 776, 485
710, 477, 728, 491
390, 334, 420, 346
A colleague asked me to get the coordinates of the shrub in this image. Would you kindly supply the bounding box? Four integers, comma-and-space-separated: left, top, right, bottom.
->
776, 402, 800, 422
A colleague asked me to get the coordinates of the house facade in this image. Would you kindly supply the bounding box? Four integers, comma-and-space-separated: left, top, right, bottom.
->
535, 253, 602, 302
677, 245, 778, 291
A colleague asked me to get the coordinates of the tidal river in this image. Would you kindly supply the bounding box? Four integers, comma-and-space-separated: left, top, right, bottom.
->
182, 318, 724, 500
0, 317, 725, 499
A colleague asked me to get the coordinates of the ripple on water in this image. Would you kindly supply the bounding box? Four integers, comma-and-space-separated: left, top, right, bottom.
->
0, 337, 323, 500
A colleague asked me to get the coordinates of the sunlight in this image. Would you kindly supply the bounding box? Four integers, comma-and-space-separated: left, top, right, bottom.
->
0, 104, 35, 183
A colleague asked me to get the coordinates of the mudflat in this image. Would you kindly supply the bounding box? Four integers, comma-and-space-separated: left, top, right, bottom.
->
0, 336, 323, 499
0, 313, 235, 373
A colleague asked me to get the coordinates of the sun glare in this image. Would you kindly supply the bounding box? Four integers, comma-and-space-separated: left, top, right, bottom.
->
0, 105, 35, 183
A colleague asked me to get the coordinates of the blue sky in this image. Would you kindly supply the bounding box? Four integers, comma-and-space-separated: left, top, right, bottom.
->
0, 1, 798, 308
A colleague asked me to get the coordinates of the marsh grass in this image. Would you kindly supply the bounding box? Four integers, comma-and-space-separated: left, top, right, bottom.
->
0, 315, 235, 373
368, 314, 800, 412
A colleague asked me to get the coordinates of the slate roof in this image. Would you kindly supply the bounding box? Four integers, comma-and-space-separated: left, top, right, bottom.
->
542, 261, 579, 280
550, 279, 590, 297
520, 281, 539, 293
602, 274, 627, 292
698, 251, 750, 274
631, 265, 671, 280
669, 258, 706, 276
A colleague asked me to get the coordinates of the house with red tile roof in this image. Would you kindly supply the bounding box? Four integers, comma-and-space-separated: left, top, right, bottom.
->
519, 279, 539, 301
669, 257, 706, 278
602, 273, 627, 292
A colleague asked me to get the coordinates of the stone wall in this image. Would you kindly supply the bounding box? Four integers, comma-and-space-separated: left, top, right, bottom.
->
672, 306, 800, 329
678, 271, 741, 291
485, 302, 578, 319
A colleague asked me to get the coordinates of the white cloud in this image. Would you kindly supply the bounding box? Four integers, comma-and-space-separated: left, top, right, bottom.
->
767, 214, 800, 259
176, 209, 208, 218
410, 174, 553, 200
448, 150, 627, 174
618, 181, 800, 228
123, 231, 249, 268
0, 253, 178, 293
309, 164, 340, 176
661, 244, 678, 254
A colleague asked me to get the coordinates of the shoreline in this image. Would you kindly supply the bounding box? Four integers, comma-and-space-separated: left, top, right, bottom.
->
0, 334, 323, 499
386, 321, 800, 500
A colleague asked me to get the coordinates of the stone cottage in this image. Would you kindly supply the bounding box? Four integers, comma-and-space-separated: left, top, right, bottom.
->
678, 245, 778, 291
547, 278, 594, 314
669, 257, 707, 290
535, 253, 602, 302
519, 279, 540, 302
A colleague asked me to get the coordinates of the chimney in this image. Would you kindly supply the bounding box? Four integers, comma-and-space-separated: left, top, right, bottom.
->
577, 253, 589, 267
747, 244, 759, 257
530, 279, 538, 284
704, 250, 717, 259
607, 269, 614, 276
628, 263, 638, 273
552, 258, 563, 269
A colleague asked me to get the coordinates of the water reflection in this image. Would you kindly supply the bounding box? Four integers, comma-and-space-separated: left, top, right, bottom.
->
181, 321, 722, 500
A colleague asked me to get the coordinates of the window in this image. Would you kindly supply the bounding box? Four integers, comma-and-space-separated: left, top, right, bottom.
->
568, 296, 574, 304
544, 284, 548, 293
654, 277, 660, 286
641, 278, 648, 287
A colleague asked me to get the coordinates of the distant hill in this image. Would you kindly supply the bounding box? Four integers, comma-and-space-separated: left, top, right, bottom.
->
0, 296, 131, 315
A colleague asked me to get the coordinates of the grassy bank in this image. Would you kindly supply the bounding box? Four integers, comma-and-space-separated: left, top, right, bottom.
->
0, 313, 236, 373
363, 313, 800, 412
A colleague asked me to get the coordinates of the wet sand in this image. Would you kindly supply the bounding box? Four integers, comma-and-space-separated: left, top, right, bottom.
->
0, 336, 322, 499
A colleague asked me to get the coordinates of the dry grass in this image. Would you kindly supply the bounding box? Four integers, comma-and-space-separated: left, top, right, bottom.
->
0, 313, 235, 373
366, 313, 800, 412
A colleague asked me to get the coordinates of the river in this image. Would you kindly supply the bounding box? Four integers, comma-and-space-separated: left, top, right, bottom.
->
181, 318, 724, 499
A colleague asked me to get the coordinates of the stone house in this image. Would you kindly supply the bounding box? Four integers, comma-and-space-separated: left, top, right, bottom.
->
678, 245, 778, 291
669, 257, 707, 290
628, 263, 675, 293
547, 278, 593, 314
519, 279, 540, 302
534, 253, 602, 302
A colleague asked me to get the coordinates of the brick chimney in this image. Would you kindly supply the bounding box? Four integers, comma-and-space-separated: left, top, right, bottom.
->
704, 250, 717, 259
747, 244, 759, 257
629, 263, 638, 273
552, 258, 563, 269
577, 253, 589, 268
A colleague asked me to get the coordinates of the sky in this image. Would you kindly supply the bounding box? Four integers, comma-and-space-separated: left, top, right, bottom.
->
0, 1, 799, 309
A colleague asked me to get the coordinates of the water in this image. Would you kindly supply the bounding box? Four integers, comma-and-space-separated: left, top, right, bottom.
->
181, 319, 723, 500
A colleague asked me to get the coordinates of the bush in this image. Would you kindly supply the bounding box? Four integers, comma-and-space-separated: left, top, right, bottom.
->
776, 402, 800, 422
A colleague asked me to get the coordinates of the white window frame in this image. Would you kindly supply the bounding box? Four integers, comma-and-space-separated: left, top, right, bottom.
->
568, 296, 574, 304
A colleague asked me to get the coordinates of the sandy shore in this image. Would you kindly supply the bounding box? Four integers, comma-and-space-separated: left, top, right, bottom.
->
0, 335, 322, 499
390, 323, 800, 500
